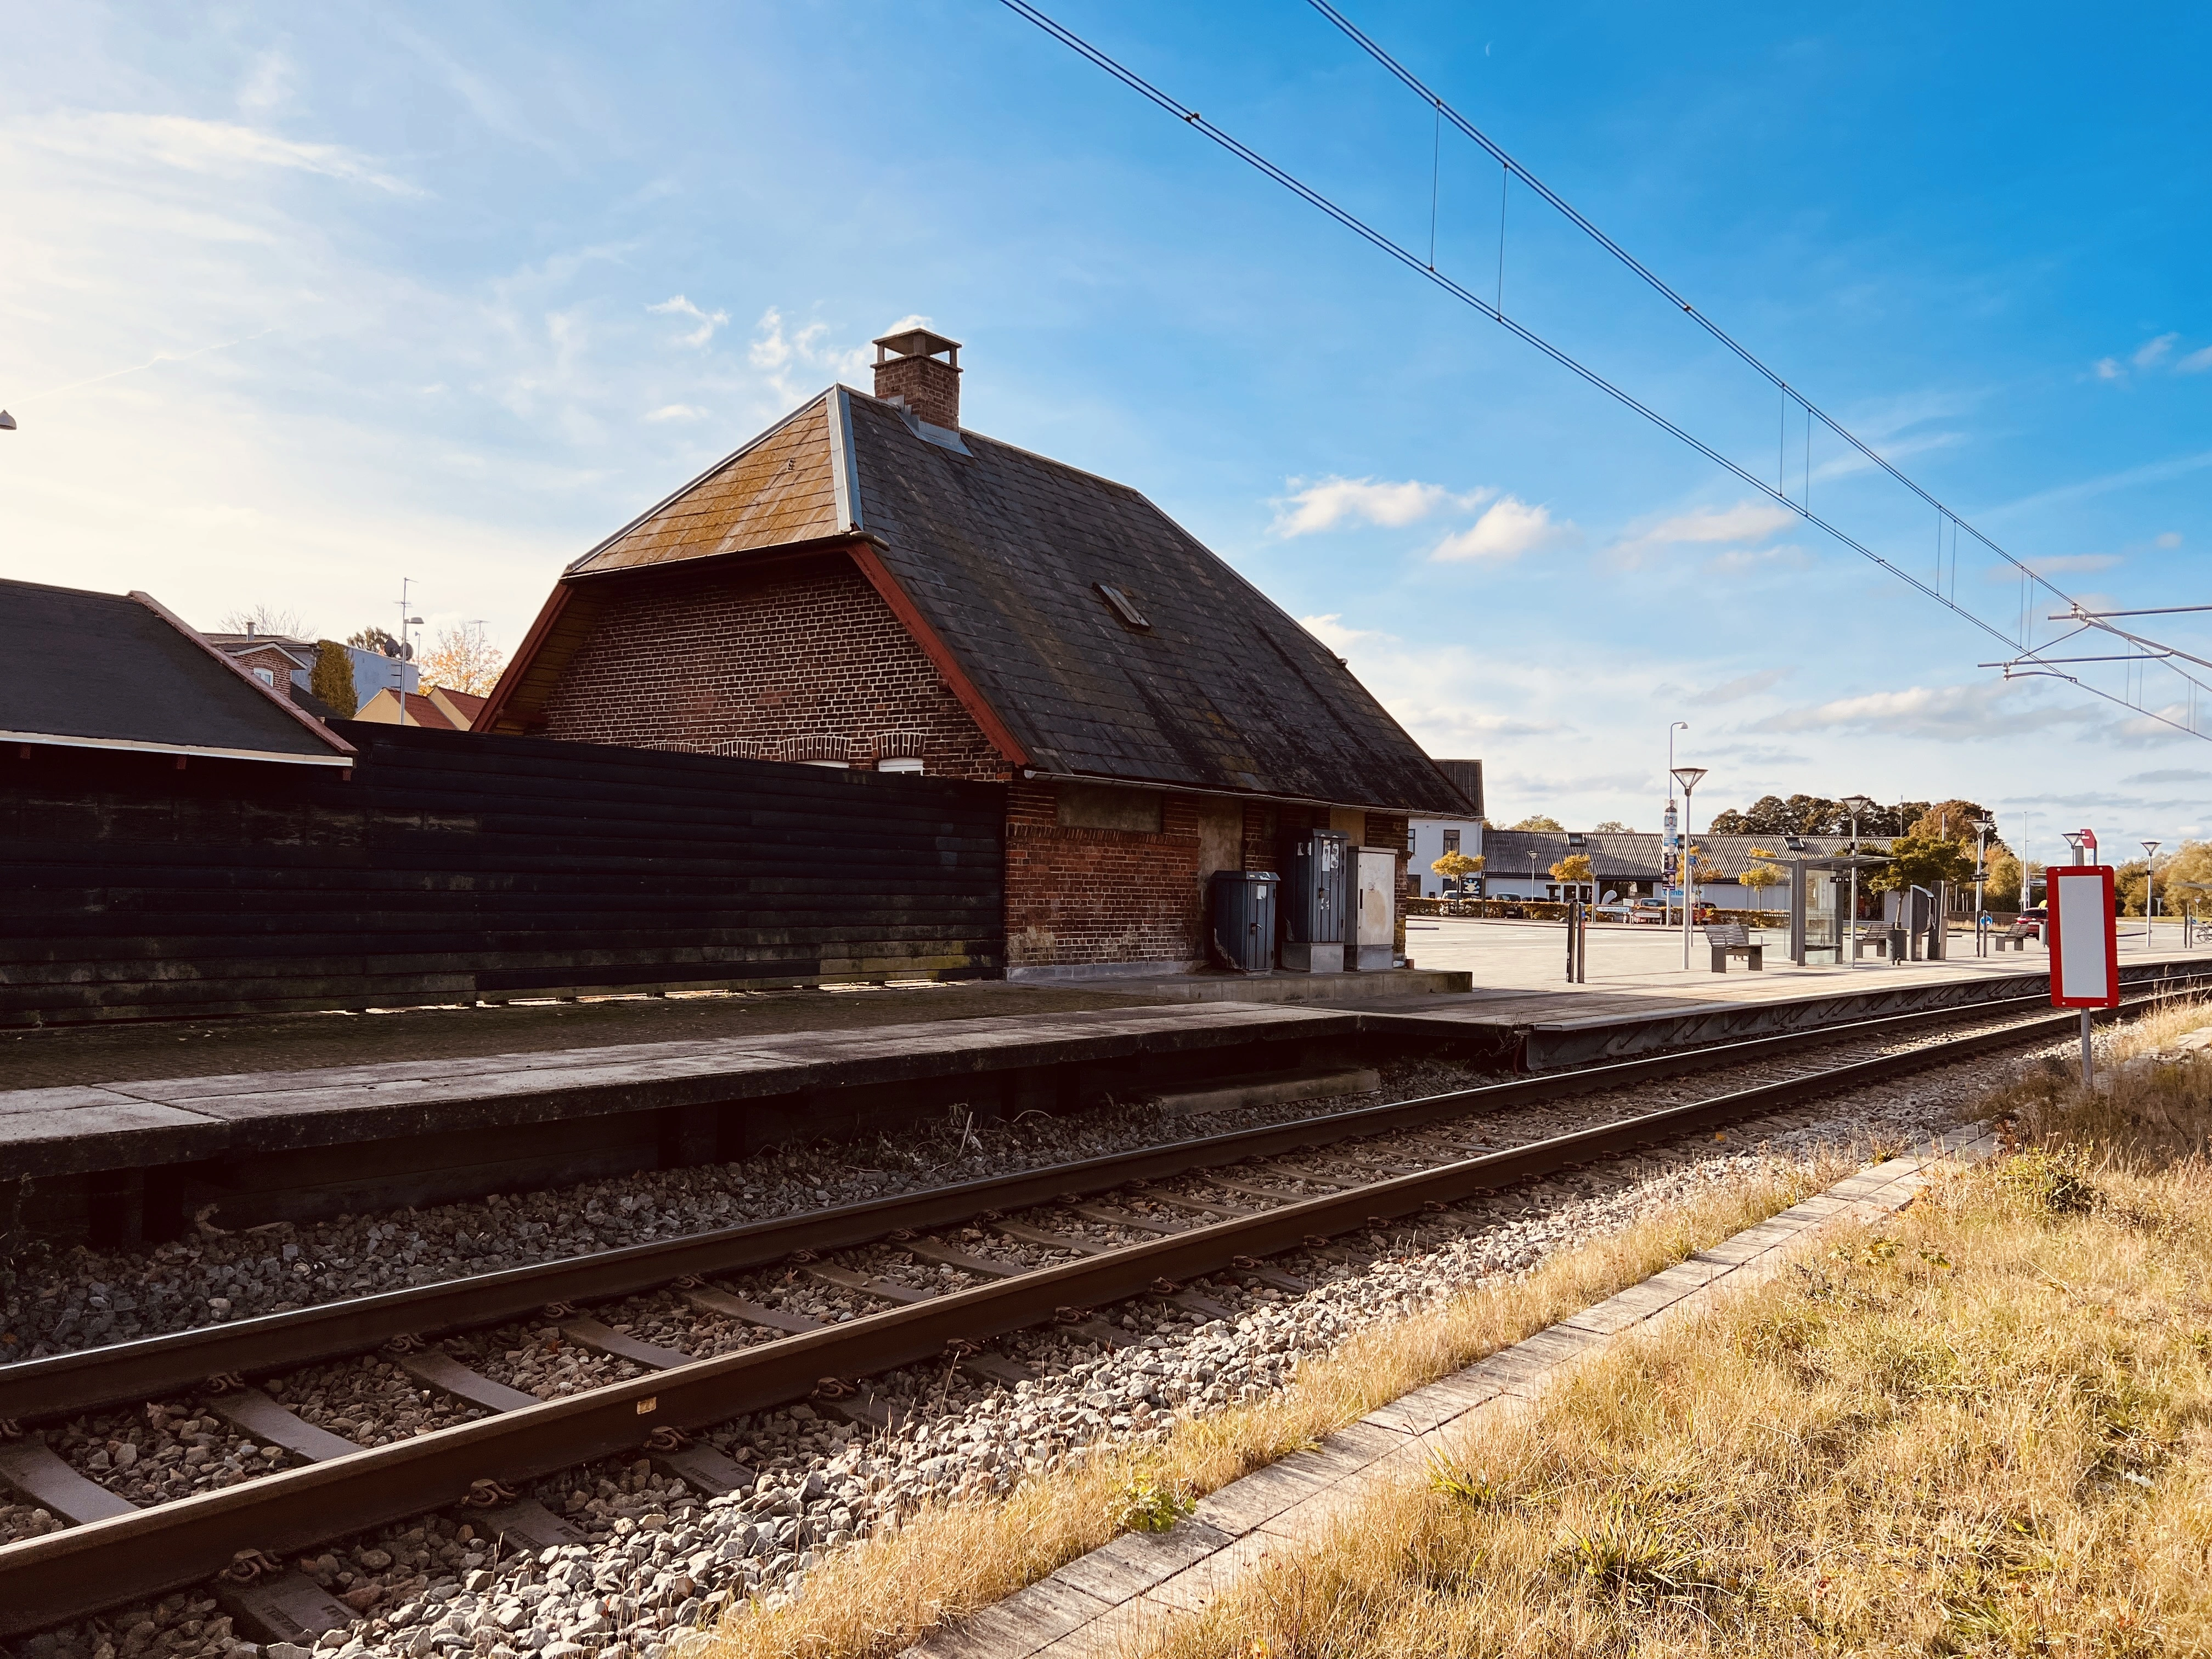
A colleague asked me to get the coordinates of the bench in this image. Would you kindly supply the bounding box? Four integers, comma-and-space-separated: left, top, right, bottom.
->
1997, 922, 2041, 952
1854, 928, 1904, 962
1702, 923, 1762, 972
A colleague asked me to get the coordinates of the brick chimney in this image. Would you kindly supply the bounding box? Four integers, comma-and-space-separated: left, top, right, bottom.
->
871, 326, 962, 430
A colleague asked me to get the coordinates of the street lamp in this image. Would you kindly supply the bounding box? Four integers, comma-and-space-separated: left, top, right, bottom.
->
1839, 793, 1876, 969
2062, 828, 2085, 866
1972, 818, 1998, 954
1672, 765, 1707, 968
2142, 840, 2161, 947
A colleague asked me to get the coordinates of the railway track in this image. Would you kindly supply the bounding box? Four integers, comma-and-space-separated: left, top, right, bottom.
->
0, 985, 2186, 1638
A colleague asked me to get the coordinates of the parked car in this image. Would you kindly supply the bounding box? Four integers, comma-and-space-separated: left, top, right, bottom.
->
2015, 906, 2046, 940
1630, 899, 1668, 925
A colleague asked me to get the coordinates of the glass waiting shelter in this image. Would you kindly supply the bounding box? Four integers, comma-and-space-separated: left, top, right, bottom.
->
1786, 853, 1893, 966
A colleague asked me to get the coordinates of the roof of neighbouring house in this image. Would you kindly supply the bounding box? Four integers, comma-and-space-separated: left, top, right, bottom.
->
359, 689, 474, 731
484, 385, 1469, 814
0, 580, 354, 766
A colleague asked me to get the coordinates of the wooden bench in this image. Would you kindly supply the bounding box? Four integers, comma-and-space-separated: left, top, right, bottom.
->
1854, 929, 1903, 962
1997, 922, 2041, 952
1702, 922, 1762, 972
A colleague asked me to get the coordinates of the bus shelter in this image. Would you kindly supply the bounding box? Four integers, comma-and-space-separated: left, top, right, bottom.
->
1786, 852, 1893, 966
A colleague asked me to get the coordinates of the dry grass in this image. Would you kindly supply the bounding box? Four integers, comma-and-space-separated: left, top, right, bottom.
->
1142, 1066, 2212, 1657
1998, 993, 2212, 1162
692, 1154, 1853, 1659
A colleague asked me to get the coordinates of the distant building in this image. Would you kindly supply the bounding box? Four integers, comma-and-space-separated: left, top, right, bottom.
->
1408, 760, 1486, 898
1477, 826, 1888, 910
356, 687, 486, 730
203, 632, 419, 712
477, 328, 1471, 976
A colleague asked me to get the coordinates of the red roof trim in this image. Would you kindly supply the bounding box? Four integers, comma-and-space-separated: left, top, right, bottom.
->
129, 590, 355, 758
845, 541, 1030, 768
474, 585, 571, 734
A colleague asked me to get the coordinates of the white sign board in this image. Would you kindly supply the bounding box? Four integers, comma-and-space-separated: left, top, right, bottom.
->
2047, 865, 2118, 1008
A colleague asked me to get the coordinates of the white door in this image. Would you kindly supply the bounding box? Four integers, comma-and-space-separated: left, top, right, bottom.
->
1354, 847, 1395, 970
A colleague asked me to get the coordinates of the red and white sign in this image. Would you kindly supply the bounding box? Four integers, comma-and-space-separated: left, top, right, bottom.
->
2047, 865, 2119, 1008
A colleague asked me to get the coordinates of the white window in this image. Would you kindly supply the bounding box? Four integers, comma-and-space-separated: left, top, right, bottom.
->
799, 760, 849, 769
252, 668, 275, 686
877, 757, 925, 775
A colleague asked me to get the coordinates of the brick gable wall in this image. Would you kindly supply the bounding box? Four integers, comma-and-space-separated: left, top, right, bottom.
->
538, 558, 1008, 781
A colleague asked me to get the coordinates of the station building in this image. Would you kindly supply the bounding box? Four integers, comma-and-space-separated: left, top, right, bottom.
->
478, 329, 1471, 979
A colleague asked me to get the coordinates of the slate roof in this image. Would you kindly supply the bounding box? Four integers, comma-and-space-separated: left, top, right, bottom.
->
0, 579, 353, 766
537, 386, 1468, 814
1481, 828, 1888, 882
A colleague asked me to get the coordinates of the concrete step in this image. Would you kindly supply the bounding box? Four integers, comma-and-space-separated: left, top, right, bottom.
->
1152, 1065, 1381, 1119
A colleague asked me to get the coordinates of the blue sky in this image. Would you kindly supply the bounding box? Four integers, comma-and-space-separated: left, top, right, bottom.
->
3, 1, 2208, 864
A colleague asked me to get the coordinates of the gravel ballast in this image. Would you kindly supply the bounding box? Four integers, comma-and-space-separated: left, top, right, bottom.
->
2, 1017, 2108, 1659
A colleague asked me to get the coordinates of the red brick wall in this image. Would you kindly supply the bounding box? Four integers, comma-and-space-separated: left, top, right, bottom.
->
1007, 778, 1204, 968
538, 558, 1008, 781
231, 645, 299, 691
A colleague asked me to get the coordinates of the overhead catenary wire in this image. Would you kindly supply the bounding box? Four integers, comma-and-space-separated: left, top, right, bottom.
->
994, 0, 2211, 742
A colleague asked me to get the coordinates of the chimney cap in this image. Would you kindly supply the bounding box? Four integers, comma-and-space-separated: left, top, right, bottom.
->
872, 326, 961, 368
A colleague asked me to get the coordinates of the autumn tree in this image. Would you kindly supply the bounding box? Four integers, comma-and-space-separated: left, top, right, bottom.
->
349, 625, 404, 657
420, 625, 506, 696
309, 641, 359, 718
1549, 853, 1594, 886
1431, 850, 1485, 893
1739, 847, 1786, 913
1593, 820, 1632, 833
2158, 840, 2212, 918
1905, 799, 1994, 846
1511, 815, 1565, 832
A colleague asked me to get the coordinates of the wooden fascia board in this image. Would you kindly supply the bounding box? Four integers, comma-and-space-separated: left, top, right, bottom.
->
128, 590, 356, 758
474, 584, 572, 734
843, 541, 1032, 769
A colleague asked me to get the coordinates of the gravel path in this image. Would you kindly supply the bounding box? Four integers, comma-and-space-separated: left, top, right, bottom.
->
3, 1016, 2104, 1659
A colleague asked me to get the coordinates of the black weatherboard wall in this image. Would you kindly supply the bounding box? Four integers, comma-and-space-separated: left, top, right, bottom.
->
0, 723, 1005, 1025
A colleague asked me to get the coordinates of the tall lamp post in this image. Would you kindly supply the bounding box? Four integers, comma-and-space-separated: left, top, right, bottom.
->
2142, 840, 2161, 949
1672, 765, 1707, 968
1973, 817, 1998, 956
1839, 793, 1876, 969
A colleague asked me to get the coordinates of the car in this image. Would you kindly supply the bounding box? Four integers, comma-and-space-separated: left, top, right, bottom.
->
2015, 906, 2046, 940
1629, 898, 1668, 925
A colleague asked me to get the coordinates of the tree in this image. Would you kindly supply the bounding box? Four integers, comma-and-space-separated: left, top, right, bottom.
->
1593, 820, 1632, 833
1866, 833, 1973, 895
1983, 849, 2042, 910
1549, 853, 1594, 886
420, 625, 506, 696
221, 603, 311, 639
349, 625, 404, 657
2114, 858, 2152, 918
2158, 840, 2212, 918
1739, 848, 1786, 913
309, 641, 359, 719
1431, 850, 1485, 893
1510, 814, 1565, 832
1905, 799, 1993, 846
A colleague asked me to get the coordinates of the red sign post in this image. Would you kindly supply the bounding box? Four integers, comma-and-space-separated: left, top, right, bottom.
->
2047, 864, 2118, 1085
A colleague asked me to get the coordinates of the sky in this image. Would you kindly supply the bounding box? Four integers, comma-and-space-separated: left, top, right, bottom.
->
3, 1, 2208, 868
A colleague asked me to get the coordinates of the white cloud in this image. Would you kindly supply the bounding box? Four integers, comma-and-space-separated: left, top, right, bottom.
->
1703, 542, 1812, 574
644, 403, 709, 423
1300, 613, 1397, 653
2180, 346, 2212, 375
2094, 357, 2126, 380
238, 49, 296, 116
648, 294, 730, 348
2156, 532, 2183, 548
21, 110, 421, 195
1272, 476, 1491, 537
746, 307, 870, 400
1756, 681, 2102, 741
2134, 332, 2180, 369
1430, 496, 1570, 563
1697, 668, 1792, 706
1611, 499, 1796, 566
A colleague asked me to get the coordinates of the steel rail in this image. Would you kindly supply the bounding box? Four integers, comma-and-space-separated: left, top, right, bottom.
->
0, 983, 2126, 1424
0, 993, 2159, 1634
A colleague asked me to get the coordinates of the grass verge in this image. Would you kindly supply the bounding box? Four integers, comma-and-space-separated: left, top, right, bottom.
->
693, 1153, 1853, 1659
1143, 1081, 2212, 1655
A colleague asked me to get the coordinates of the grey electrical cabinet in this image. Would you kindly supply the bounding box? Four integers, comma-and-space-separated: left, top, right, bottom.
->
1207, 870, 1280, 973
1282, 830, 1348, 972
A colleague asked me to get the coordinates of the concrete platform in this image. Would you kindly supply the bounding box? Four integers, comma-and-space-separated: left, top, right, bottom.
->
0, 1002, 1374, 1243
1082, 967, 1470, 1005
1390, 919, 2212, 1069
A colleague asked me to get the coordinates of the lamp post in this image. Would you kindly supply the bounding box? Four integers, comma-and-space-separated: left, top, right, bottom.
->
2143, 840, 2162, 949
1672, 765, 1707, 968
2063, 828, 2085, 867
1839, 793, 1875, 969
1973, 818, 1997, 955
1527, 849, 1537, 899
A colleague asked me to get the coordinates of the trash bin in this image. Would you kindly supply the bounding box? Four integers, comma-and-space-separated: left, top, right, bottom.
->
1208, 870, 1280, 973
